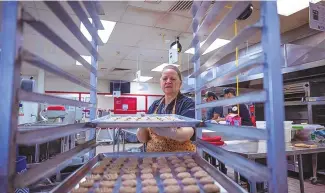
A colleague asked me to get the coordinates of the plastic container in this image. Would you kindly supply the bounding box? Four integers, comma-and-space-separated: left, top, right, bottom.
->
292, 124, 324, 141
16, 156, 29, 192
256, 121, 292, 142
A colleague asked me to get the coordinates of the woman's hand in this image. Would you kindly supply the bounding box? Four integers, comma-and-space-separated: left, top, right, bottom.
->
136, 128, 149, 143
151, 127, 194, 142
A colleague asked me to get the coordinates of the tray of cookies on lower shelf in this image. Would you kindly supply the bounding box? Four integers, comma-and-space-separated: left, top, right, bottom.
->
91, 114, 201, 128
53, 152, 232, 193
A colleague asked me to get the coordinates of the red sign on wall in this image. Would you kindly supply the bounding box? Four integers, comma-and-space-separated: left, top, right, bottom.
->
114, 97, 137, 114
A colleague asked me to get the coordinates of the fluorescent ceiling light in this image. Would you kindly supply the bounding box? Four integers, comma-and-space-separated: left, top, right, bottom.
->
185, 39, 230, 55
151, 63, 180, 72
76, 55, 91, 66
277, 0, 321, 16
104, 95, 112, 97
133, 76, 153, 82
80, 18, 116, 43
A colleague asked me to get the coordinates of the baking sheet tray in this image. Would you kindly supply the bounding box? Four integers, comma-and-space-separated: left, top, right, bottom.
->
51, 152, 235, 193
92, 114, 201, 128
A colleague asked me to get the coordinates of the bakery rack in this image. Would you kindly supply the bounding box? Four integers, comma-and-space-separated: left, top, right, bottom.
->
0, 1, 288, 193
0, 1, 104, 192
189, 1, 287, 193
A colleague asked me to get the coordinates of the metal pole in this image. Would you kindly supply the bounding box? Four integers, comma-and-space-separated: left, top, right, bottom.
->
89, 32, 98, 158
0, 2, 22, 192
298, 155, 305, 193
191, 1, 203, 156
261, 1, 288, 193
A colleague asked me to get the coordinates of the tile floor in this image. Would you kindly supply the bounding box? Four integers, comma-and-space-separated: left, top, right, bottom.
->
96, 143, 325, 193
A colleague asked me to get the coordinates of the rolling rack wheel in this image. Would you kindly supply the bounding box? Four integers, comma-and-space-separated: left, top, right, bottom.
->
310, 177, 318, 185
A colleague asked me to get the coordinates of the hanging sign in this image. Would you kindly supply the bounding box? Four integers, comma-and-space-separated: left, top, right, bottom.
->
169, 48, 178, 64
309, 2, 325, 32
113, 91, 121, 98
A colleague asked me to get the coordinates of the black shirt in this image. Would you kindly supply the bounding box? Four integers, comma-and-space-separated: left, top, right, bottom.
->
229, 104, 252, 126
147, 93, 196, 140
206, 107, 223, 120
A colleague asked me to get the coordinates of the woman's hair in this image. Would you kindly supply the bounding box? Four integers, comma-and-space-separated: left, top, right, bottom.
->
162, 65, 182, 82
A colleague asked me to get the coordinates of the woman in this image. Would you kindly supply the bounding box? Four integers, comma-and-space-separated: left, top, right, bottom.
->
136, 65, 196, 152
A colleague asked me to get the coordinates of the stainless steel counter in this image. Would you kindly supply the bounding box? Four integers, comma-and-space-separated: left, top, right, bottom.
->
222, 140, 325, 159
221, 140, 325, 193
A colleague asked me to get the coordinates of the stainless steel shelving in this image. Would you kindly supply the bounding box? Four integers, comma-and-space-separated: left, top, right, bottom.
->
190, 1, 288, 193
0, 1, 103, 192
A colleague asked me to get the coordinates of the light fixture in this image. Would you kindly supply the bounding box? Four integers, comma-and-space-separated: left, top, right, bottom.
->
104, 95, 112, 97
76, 55, 91, 66
151, 63, 180, 72
184, 38, 230, 55
133, 76, 153, 82
277, 0, 321, 16
80, 18, 116, 43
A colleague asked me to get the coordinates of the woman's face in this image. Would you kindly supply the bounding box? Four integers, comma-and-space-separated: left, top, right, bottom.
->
160, 69, 182, 95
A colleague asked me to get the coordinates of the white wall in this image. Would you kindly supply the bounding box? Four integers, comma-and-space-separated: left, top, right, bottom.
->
45, 77, 110, 92
130, 82, 163, 95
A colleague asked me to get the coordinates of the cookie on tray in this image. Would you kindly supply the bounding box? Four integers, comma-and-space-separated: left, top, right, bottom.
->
163, 178, 178, 186
171, 159, 181, 164
79, 180, 94, 188
187, 162, 198, 168
71, 187, 89, 193
159, 167, 171, 174
122, 168, 138, 174
199, 176, 214, 185
175, 167, 187, 173
142, 185, 159, 193
103, 173, 119, 181
194, 170, 208, 179
181, 177, 197, 185
86, 174, 102, 181
122, 179, 137, 187
184, 159, 195, 164
142, 157, 153, 163
184, 155, 193, 160
92, 167, 105, 175
139, 163, 152, 169
142, 179, 157, 186
95, 187, 113, 193
173, 163, 187, 168
128, 157, 138, 162
100, 181, 116, 188
183, 185, 200, 193
190, 166, 203, 173
203, 184, 220, 193
164, 185, 181, 193
141, 168, 153, 174
119, 187, 136, 193
160, 173, 173, 180
105, 169, 120, 174
121, 174, 136, 181
176, 172, 191, 179
141, 173, 154, 180
167, 156, 178, 160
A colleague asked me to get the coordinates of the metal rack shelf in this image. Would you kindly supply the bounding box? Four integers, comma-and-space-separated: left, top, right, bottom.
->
0, 1, 104, 192
190, 1, 288, 193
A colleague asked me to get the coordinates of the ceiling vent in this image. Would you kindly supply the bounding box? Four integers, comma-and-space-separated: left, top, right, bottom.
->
168, 1, 193, 12
109, 68, 131, 73
144, 0, 161, 4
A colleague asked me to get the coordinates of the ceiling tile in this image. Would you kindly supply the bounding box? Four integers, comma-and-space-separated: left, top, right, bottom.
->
136, 27, 182, 50
125, 48, 168, 62
127, 1, 175, 12
100, 1, 128, 22
107, 23, 149, 46
99, 44, 135, 60
98, 59, 122, 68
156, 13, 192, 32
120, 6, 164, 27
